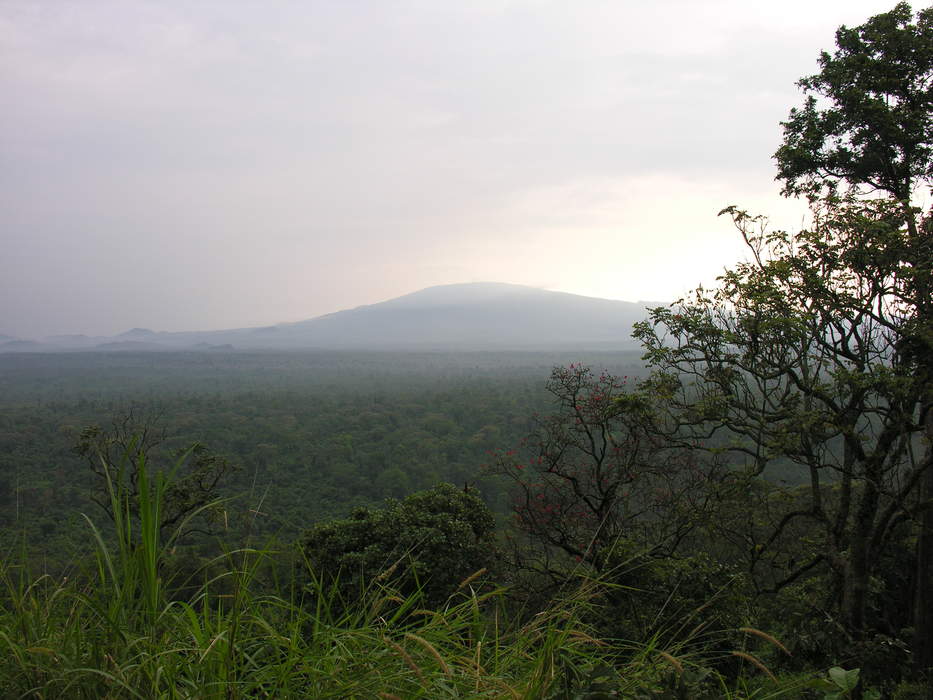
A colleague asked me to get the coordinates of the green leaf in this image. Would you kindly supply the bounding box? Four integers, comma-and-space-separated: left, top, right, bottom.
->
828, 666, 859, 691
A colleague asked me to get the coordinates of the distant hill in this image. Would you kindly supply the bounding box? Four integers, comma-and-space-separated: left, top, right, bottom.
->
0, 339, 43, 352
275, 283, 659, 350
10, 283, 664, 352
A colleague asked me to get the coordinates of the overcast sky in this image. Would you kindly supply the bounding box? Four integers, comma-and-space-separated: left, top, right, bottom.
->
0, 0, 907, 338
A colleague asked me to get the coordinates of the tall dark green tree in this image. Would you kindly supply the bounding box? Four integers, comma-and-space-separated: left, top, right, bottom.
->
775, 1, 933, 671
637, 1, 933, 673
637, 198, 927, 638
775, 2, 932, 204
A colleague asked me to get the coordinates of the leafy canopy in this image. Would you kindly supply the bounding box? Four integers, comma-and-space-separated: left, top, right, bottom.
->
302, 483, 496, 607
774, 1, 933, 199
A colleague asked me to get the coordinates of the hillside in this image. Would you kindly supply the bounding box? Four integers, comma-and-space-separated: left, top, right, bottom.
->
10, 283, 661, 352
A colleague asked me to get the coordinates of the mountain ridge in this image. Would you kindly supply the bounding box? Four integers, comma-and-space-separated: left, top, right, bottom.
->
5, 283, 665, 352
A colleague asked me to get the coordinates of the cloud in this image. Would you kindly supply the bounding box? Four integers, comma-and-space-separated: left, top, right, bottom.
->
0, 0, 903, 337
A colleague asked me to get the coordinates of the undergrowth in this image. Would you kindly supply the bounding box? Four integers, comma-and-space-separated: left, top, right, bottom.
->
0, 446, 831, 698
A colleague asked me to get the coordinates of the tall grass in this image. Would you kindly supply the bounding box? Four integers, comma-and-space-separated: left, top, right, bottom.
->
0, 555, 608, 696
0, 448, 816, 698
0, 446, 609, 698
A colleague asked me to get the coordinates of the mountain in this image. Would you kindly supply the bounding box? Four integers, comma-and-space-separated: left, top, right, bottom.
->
117, 328, 158, 339
11, 283, 663, 352
275, 283, 657, 350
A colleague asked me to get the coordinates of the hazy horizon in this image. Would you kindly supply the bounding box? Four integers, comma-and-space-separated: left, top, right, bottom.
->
2, 280, 672, 340
2, 0, 904, 338
1, 282, 667, 349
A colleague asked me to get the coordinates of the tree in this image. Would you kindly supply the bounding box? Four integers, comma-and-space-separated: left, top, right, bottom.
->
774, 2, 932, 204
636, 1, 933, 671
637, 198, 927, 633
74, 411, 235, 544
775, 0, 933, 672
301, 483, 497, 608
490, 365, 722, 584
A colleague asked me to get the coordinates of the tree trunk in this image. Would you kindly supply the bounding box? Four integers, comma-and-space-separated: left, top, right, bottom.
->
913, 401, 933, 674
844, 483, 879, 635
910, 204, 933, 675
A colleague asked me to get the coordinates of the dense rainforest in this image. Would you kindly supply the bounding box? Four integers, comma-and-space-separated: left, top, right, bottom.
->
2, 3, 932, 697
0, 350, 647, 561
0, 352, 923, 697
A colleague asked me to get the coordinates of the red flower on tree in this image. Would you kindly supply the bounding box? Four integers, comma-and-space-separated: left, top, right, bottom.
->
489, 364, 721, 574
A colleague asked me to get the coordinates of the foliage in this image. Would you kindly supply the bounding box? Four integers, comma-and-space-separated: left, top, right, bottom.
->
0, 467, 590, 698
491, 365, 723, 578
74, 411, 235, 543
805, 666, 882, 700
634, 9, 933, 680
485, 364, 757, 659
0, 451, 815, 699
636, 192, 931, 645
4, 2, 933, 691
774, 1, 933, 201
775, 0, 933, 676
1, 351, 644, 562
302, 483, 497, 608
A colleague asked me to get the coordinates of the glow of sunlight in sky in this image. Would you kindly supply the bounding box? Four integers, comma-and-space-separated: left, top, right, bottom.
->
0, 0, 904, 337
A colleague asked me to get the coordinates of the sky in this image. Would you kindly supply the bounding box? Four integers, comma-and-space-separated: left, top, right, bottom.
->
0, 0, 908, 338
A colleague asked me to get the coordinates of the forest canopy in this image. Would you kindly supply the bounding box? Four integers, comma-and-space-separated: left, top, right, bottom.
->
0, 3, 931, 697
